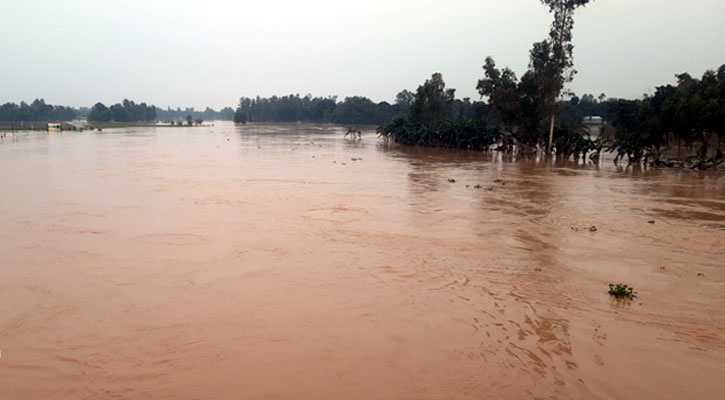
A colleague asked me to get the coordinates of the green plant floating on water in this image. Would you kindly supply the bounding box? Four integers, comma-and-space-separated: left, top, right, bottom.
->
608, 284, 637, 300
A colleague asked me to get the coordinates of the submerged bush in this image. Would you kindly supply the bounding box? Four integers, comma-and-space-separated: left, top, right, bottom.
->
377, 116, 501, 151
608, 284, 637, 300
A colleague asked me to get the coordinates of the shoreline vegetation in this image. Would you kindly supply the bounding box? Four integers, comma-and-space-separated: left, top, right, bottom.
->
226, 2, 722, 170
2, 4, 724, 169
374, 0, 724, 170
0, 99, 234, 128
0, 121, 210, 132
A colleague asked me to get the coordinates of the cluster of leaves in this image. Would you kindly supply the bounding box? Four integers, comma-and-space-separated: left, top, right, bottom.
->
605, 66, 725, 165
88, 99, 156, 123
0, 99, 76, 122
608, 284, 637, 300
233, 92, 485, 126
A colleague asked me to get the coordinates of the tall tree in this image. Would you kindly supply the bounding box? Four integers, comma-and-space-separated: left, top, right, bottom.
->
477, 57, 522, 149
539, 0, 592, 153
410, 73, 455, 122
88, 102, 112, 122
394, 90, 415, 115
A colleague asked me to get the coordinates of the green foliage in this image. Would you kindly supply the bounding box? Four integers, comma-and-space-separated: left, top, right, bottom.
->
88, 102, 112, 122
88, 99, 155, 123
232, 91, 483, 127
539, 0, 592, 88
333, 96, 384, 125
233, 107, 247, 124
410, 73, 455, 122
608, 284, 637, 300
395, 90, 415, 115
476, 0, 593, 152
605, 65, 725, 165
477, 57, 521, 135
477, 45, 562, 150
234, 94, 404, 125
553, 121, 593, 158
377, 116, 500, 151
569, 93, 608, 117
0, 99, 76, 122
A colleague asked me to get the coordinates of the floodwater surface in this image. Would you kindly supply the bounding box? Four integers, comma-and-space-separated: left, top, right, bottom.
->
1, 122, 724, 399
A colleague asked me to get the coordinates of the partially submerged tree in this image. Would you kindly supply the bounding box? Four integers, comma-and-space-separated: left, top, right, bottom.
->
603, 64, 725, 166
477, 1, 592, 153
233, 107, 247, 124
539, 0, 593, 153
477, 58, 521, 150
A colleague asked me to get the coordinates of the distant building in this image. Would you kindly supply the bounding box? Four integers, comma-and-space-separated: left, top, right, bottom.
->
582, 116, 604, 138
48, 123, 62, 132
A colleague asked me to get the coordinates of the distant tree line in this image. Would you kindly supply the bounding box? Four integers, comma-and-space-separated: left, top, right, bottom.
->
87, 100, 156, 123
156, 106, 234, 122
232, 94, 484, 126
0, 99, 238, 126
0, 99, 75, 122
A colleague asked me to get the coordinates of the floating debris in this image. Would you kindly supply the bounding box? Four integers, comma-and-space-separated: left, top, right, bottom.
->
448, 178, 456, 183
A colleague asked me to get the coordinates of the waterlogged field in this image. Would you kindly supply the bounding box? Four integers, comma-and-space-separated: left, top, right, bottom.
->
1, 122, 724, 399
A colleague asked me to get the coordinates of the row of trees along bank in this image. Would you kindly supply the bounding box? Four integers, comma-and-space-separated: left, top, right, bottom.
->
233, 94, 486, 126
0, 99, 75, 122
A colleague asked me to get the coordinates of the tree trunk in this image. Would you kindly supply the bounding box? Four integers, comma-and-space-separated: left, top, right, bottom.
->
547, 113, 555, 154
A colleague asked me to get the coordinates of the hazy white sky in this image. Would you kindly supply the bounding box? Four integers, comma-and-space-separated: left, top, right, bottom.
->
1, 0, 723, 110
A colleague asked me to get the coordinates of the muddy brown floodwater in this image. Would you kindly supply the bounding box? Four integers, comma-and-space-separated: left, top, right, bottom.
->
1, 122, 724, 399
